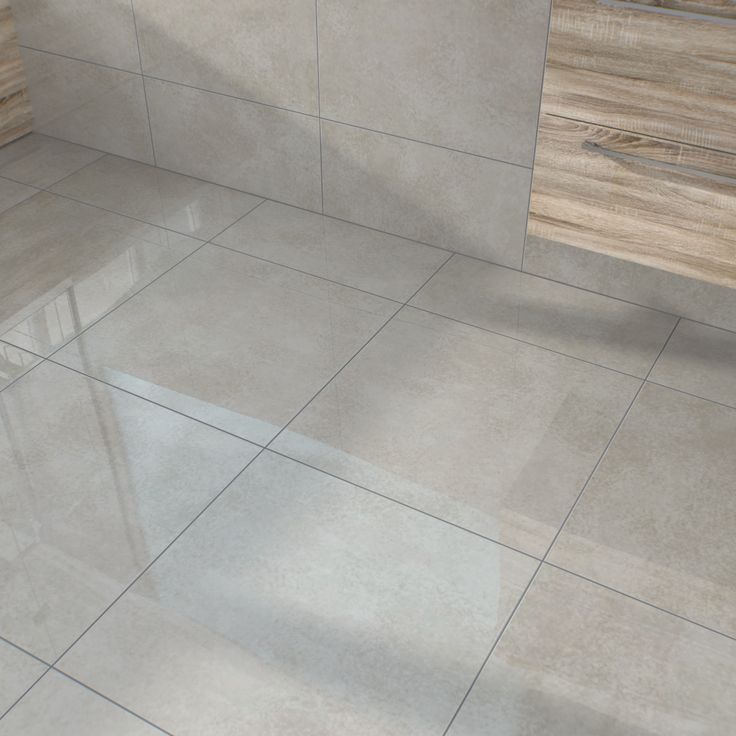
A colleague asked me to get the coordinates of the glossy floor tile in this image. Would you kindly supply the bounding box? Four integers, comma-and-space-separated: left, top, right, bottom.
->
0, 671, 161, 735
549, 382, 736, 637
55, 245, 396, 445
649, 319, 736, 408
0, 178, 37, 215
0, 192, 201, 355
214, 200, 448, 301
0, 133, 102, 189
273, 307, 640, 556
58, 452, 537, 736
0, 343, 40, 391
52, 155, 264, 241
448, 566, 736, 735
412, 255, 677, 376
0, 361, 257, 660
0, 642, 46, 716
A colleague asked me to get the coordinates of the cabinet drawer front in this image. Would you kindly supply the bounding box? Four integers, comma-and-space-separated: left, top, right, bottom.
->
528, 115, 736, 287
543, 0, 736, 153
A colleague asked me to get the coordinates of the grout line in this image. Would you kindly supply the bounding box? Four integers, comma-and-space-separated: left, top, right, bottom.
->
128, 2, 157, 165
263, 253, 454, 450
0, 634, 52, 668
265, 447, 540, 562
18, 44, 141, 75
0, 667, 52, 722
644, 379, 736, 412
520, 0, 553, 271
314, 0, 325, 213
441, 561, 544, 735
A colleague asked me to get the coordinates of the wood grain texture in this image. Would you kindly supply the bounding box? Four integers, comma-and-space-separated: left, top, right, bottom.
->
0, 2, 32, 147
622, 0, 736, 18
529, 115, 736, 287
543, 0, 736, 153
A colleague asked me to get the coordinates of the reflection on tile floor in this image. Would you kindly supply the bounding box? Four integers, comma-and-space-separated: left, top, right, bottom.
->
0, 136, 734, 734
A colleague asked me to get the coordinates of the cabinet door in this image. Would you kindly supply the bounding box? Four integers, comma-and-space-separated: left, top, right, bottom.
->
0, 2, 32, 147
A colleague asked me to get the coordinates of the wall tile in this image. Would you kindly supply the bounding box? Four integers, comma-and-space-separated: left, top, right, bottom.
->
322, 121, 531, 267
318, 0, 550, 166
524, 235, 736, 332
20, 48, 154, 163
145, 78, 321, 210
133, 0, 318, 114
13, 0, 140, 72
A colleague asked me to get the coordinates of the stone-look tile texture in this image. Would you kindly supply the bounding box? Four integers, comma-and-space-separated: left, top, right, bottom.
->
273, 307, 640, 557
0, 342, 40, 391
318, 0, 550, 166
52, 155, 264, 240
0, 641, 46, 716
321, 121, 531, 267
0, 671, 162, 735
448, 566, 736, 736
0, 134, 102, 189
0, 178, 37, 215
649, 319, 736, 408
55, 245, 397, 445
412, 255, 677, 376
0, 361, 257, 661
550, 383, 736, 637
0, 192, 201, 354
58, 452, 537, 736
524, 235, 736, 333
134, 0, 319, 114
13, 0, 140, 71
20, 49, 154, 164
145, 78, 322, 210
214, 200, 448, 301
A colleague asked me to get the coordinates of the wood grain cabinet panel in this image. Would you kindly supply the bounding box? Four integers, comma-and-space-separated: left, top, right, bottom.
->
544, 0, 736, 153
0, 2, 32, 147
529, 115, 736, 287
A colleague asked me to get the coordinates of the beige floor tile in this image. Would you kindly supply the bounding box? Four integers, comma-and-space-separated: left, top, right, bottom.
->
0, 178, 38, 215
0, 343, 40, 391
0, 641, 46, 716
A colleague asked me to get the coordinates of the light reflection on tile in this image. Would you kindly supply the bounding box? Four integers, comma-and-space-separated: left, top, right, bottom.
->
0, 343, 40, 391
58, 452, 537, 735
0, 361, 257, 660
0, 192, 201, 355
448, 566, 736, 735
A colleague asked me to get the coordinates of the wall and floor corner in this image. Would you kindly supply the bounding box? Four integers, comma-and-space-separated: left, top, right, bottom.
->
9, 0, 736, 331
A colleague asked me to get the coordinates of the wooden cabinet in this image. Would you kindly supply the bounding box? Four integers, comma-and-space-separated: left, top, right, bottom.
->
0, 1, 32, 147
528, 0, 736, 288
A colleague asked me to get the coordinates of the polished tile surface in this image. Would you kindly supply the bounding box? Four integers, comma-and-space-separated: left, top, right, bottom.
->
448, 566, 736, 735
214, 200, 448, 301
0, 671, 161, 735
318, 0, 549, 166
0, 361, 256, 661
0, 642, 45, 716
20, 49, 154, 163
58, 452, 537, 736
134, 0, 318, 114
0, 343, 40, 391
13, 0, 140, 72
0, 133, 102, 189
549, 383, 736, 637
273, 307, 640, 556
0, 192, 201, 355
52, 155, 264, 240
412, 255, 677, 376
146, 78, 322, 210
321, 121, 531, 267
649, 319, 736, 408
55, 245, 396, 444
0, 178, 37, 214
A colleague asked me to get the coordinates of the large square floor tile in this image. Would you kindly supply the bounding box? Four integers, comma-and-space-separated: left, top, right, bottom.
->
58, 452, 537, 736
0, 133, 102, 189
52, 155, 264, 241
0, 178, 37, 215
549, 383, 736, 637
0, 192, 201, 355
0, 671, 161, 735
0, 343, 40, 391
0, 361, 257, 661
649, 319, 736, 408
214, 200, 449, 301
0, 641, 46, 716
448, 566, 736, 735
412, 255, 677, 376
55, 245, 397, 445
272, 307, 641, 556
